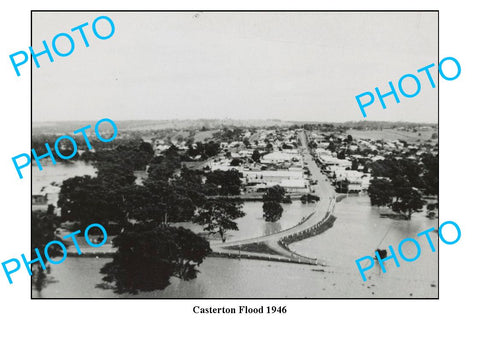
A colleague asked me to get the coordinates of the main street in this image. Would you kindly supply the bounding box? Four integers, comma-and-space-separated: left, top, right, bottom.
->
210, 130, 336, 265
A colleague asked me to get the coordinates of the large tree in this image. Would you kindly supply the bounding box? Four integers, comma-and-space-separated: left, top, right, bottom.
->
31, 205, 65, 294
205, 169, 242, 196
148, 149, 181, 180
100, 223, 211, 294
193, 199, 245, 242
368, 176, 425, 220
262, 201, 283, 222
422, 153, 439, 196
262, 185, 286, 221
57, 175, 127, 233
368, 178, 394, 206
96, 162, 136, 187
80, 138, 154, 171
263, 185, 286, 203
367, 154, 435, 219
370, 157, 424, 189
252, 149, 261, 163
59, 142, 138, 232
123, 180, 197, 223
391, 187, 425, 219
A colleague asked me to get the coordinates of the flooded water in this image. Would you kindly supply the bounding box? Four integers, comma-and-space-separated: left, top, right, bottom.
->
33, 164, 147, 207
173, 201, 317, 242
32, 162, 314, 241
35, 194, 438, 298
32, 161, 97, 208
33, 160, 97, 192
220, 201, 316, 241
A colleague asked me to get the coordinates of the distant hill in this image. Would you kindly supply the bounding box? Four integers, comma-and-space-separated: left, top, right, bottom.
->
33, 119, 437, 135
338, 120, 437, 130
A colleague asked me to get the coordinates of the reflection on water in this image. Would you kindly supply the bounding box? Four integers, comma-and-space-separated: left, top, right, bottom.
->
228, 201, 316, 241
35, 195, 438, 298
171, 201, 317, 241
264, 221, 281, 235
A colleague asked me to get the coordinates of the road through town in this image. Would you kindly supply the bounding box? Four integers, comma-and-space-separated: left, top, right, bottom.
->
210, 130, 337, 265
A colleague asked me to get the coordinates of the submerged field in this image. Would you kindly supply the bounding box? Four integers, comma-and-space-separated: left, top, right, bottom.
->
346, 128, 437, 143
35, 195, 438, 298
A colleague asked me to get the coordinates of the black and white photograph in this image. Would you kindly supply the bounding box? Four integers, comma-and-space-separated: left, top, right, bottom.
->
31, 11, 439, 298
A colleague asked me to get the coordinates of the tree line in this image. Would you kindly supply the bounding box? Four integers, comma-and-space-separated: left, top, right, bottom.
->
367, 154, 438, 219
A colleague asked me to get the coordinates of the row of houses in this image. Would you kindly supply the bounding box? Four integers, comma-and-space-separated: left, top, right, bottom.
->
310, 130, 438, 193
208, 146, 310, 194
313, 144, 370, 193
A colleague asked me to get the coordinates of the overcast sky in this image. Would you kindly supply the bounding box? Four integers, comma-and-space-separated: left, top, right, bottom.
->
32, 11, 438, 123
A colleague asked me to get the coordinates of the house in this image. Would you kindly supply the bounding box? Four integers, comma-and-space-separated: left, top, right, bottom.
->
243, 170, 304, 185
261, 151, 302, 164
279, 179, 310, 193
32, 194, 48, 205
